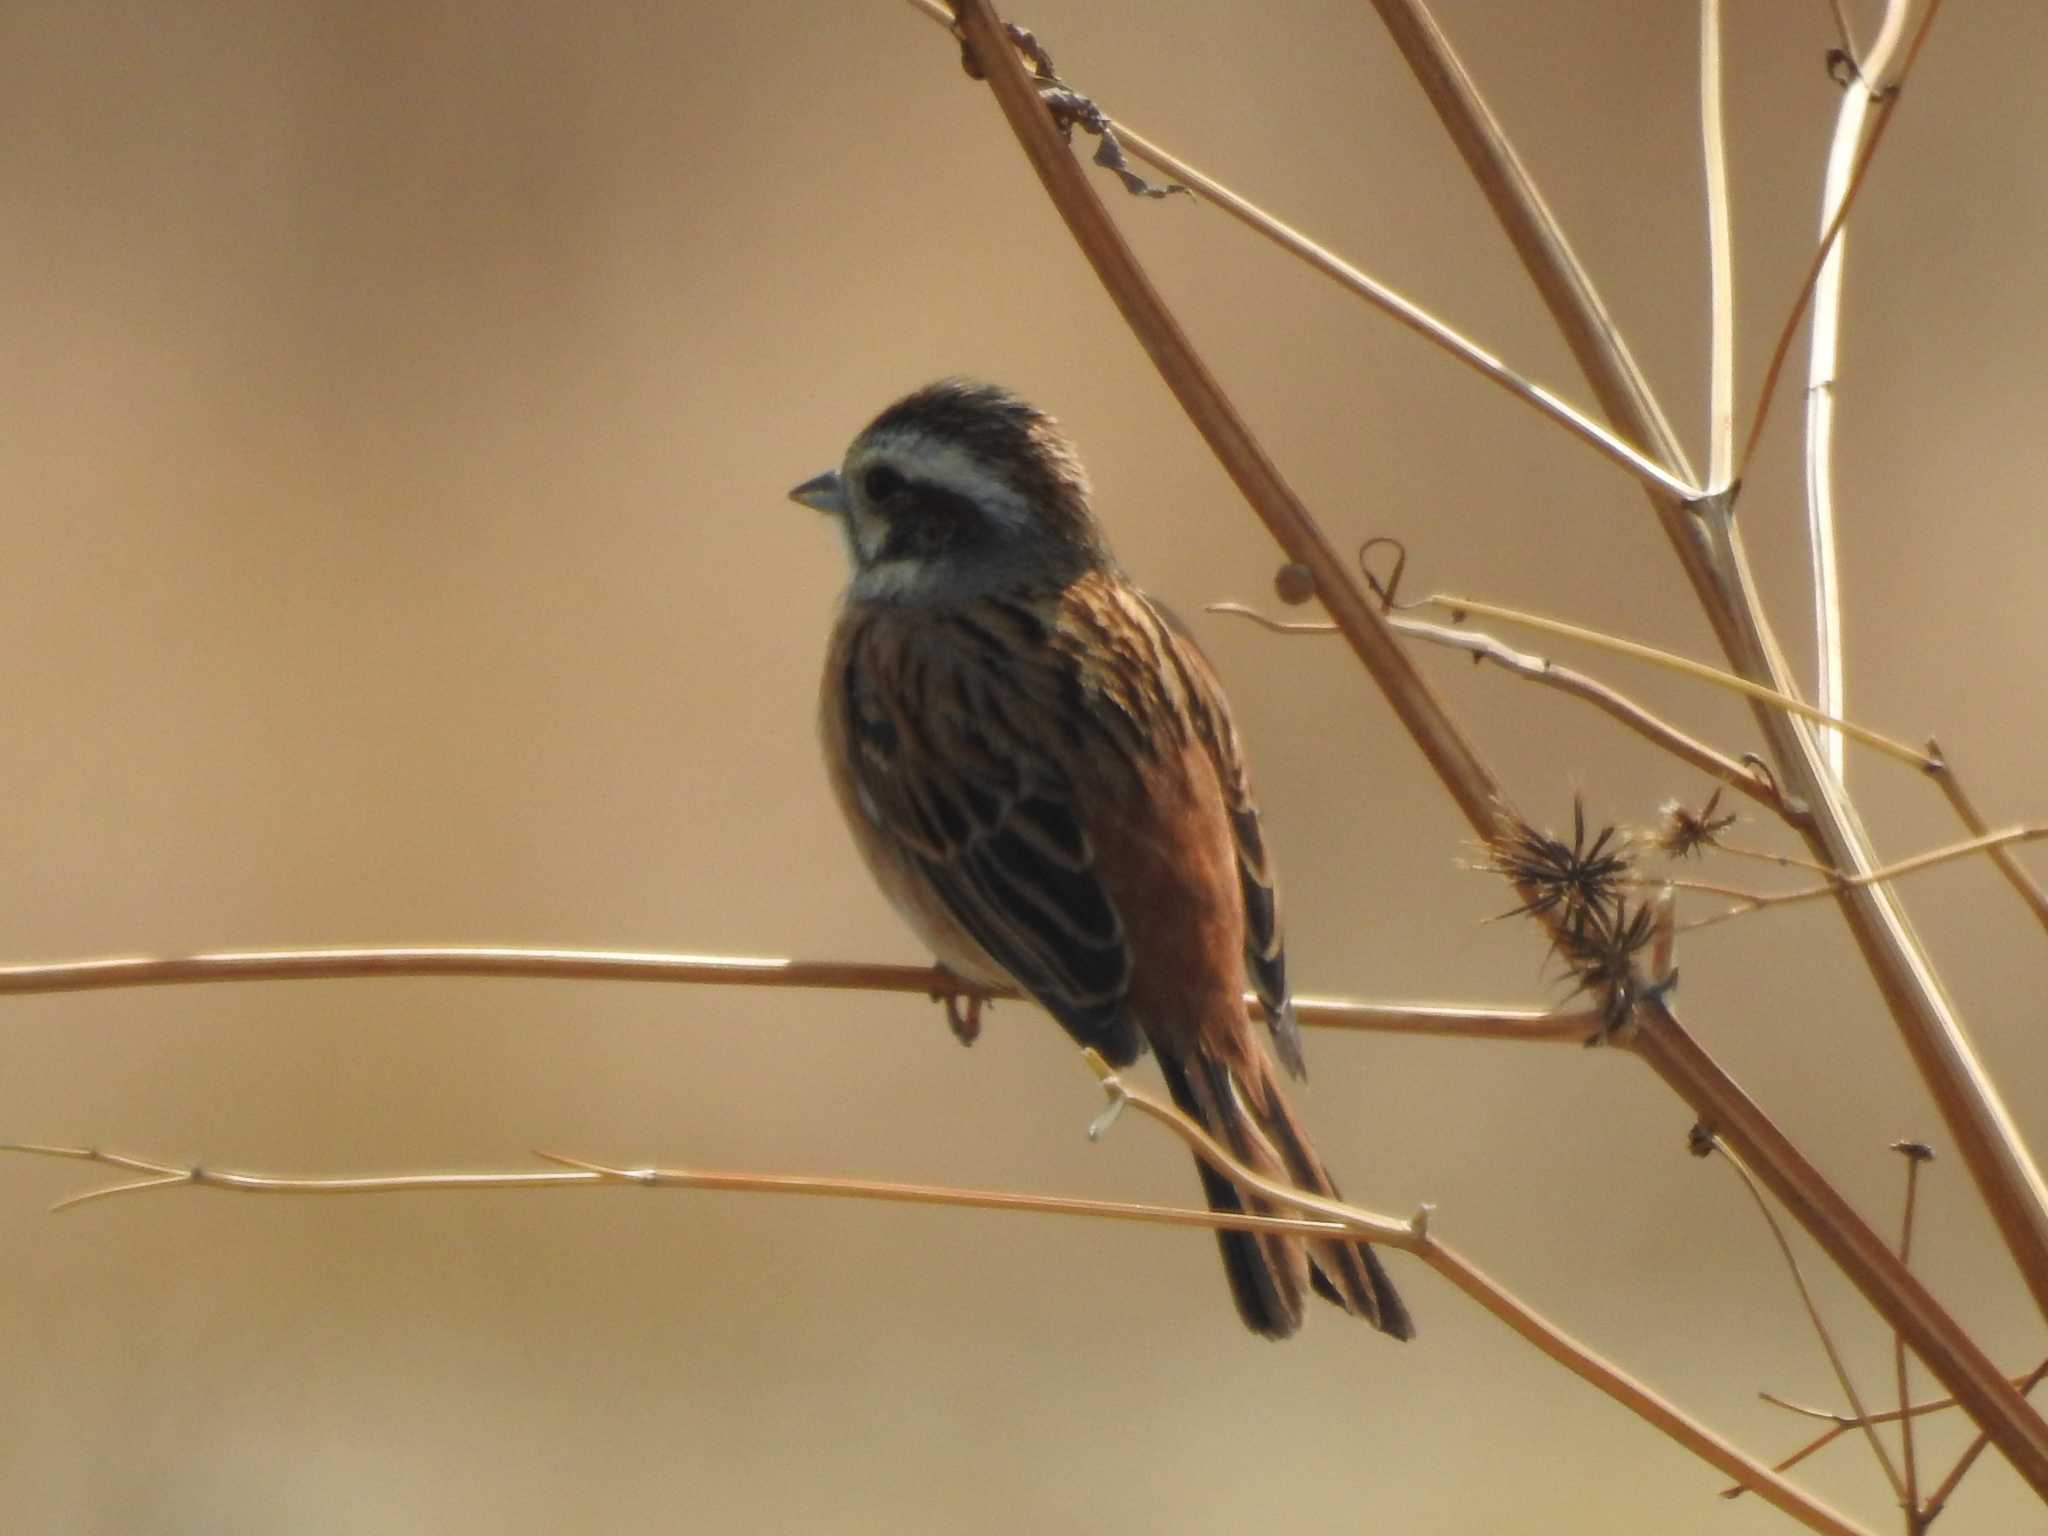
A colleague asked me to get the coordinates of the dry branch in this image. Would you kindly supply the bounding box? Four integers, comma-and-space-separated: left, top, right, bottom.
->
2, 1079, 1878, 1536
1358, 0, 2048, 1360
0, 947, 1578, 1042
945, 0, 2048, 1496
1210, 599, 1796, 820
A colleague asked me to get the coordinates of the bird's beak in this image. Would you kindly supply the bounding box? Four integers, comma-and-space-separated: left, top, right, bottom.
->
788, 469, 850, 516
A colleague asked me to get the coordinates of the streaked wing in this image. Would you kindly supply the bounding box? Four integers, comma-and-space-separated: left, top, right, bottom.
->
837, 604, 1140, 1063
1145, 598, 1303, 1078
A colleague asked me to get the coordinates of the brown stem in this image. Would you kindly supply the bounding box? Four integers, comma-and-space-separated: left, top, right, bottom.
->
1711, 1138, 1906, 1502
953, 0, 1503, 837
1922, 1360, 2048, 1523
1364, 0, 2048, 1345
1895, 1145, 1930, 1529
0, 947, 1575, 1042
1084, 1058, 1878, 1536
1926, 738, 2048, 938
1208, 599, 1797, 820
1676, 826, 2048, 933
1727, 1363, 2048, 1499
1739, 0, 1944, 480
0, 1140, 1348, 1236
1630, 994, 2048, 1493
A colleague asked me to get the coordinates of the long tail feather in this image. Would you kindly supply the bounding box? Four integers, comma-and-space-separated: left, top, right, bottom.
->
1240, 1054, 1415, 1341
1161, 1046, 1413, 1341
1157, 1052, 1307, 1339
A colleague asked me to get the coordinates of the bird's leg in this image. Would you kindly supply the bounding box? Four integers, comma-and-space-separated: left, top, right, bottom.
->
928, 965, 989, 1047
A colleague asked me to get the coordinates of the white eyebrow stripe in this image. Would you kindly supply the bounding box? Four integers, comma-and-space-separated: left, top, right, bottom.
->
854, 432, 1032, 530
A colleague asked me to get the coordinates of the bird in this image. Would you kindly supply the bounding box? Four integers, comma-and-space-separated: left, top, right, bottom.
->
789, 378, 1411, 1341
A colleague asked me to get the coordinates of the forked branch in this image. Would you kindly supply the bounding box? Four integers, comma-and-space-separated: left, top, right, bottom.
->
1351, 0, 2048, 1345
943, 0, 2048, 1495
2, 1086, 1878, 1536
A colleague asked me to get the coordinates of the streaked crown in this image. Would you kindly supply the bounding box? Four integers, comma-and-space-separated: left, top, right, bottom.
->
790, 379, 1111, 602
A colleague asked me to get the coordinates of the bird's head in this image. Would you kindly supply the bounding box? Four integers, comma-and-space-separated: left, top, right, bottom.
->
789, 379, 1111, 603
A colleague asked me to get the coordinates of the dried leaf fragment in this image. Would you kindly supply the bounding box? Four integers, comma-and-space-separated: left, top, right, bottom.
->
955, 12, 1188, 199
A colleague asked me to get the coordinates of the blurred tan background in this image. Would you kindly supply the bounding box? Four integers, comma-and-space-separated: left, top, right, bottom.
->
4, 2, 2045, 1530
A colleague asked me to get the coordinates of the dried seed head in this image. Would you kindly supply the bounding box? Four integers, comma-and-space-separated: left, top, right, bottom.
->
1652, 787, 1736, 859
1554, 897, 1659, 1037
1485, 795, 1633, 928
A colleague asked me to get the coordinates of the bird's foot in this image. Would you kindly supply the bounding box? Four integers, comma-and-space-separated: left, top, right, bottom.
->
929, 966, 989, 1047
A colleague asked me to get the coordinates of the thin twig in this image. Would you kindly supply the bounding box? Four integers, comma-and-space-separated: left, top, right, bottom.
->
947, 0, 1505, 831
1209, 600, 1796, 819
1738, 0, 1944, 481
1762, 1392, 1880, 1426
1827, 0, 1862, 63
1725, 1362, 2048, 1499
1925, 738, 2048, 937
897, 0, 1700, 501
1804, 0, 1927, 779
1707, 1136, 1906, 1503
0, 946, 1576, 1042
1923, 1359, 2048, 1522
1359, 0, 1701, 493
1100, 121, 1697, 500
1698, 0, 1734, 494
1675, 825, 2048, 933
0, 1141, 1349, 1236
4, 1106, 1871, 1536
0, 1117, 2019, 1535
1893, 1142, 1933, 1530
1294, 998, 1594, 1042
1076, 1054, 1876, 1536
1707, 840, 1836, 877
1426, 592, 1935, 768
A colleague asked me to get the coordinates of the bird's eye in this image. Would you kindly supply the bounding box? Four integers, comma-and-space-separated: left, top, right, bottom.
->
863, 465, 907, 502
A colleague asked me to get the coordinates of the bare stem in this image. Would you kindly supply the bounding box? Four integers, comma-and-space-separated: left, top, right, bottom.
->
1210, 599, 1798, 821
1709, 840, 1837, 877
0, 946, 1574, 1042
1894, 1143, 1933, 1529
1803, 0, 1930, 780
1426, 593, 1934, 769
949, 0, 1506, 835
1727, 1361, 2048, 1499
897, 0, 1700, 501
1359, 0, 2048, 1340
1358, 0, 1700, 491
1827, 0, 1862, 61
1698, 0, 1734, 493
1079, 1054, 1877, 1536
1923, 1360, 2048, 1523
1739, 0, 1944, 482
1926, 738, 2048, 938
0, 1140, 1348, 1236
1676, 826, 2048, 933
1710, 1135, 1906, 1502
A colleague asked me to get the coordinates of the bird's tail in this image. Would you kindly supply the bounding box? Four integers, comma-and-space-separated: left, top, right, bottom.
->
1158, 1046, 1413, 1342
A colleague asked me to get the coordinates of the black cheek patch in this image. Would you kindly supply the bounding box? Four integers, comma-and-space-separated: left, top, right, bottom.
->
876, 481, 991, 563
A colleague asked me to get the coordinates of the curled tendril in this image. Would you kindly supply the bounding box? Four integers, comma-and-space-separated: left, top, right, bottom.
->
1357, 536, 1410, 612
